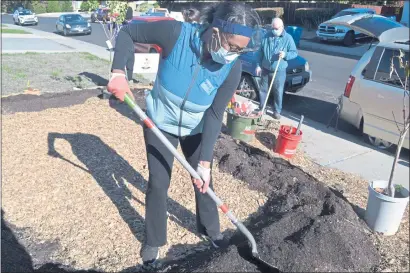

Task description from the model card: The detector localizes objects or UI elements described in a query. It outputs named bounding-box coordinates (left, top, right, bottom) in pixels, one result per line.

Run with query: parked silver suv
left=324, top=14, right=409, bottom=149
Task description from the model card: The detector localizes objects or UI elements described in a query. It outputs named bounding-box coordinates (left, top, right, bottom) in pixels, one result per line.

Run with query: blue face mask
left=209, top=33, right=239, bottom=65
left=272, top=29, right=282, bottom=37
left=211, top=47, right=239, bottom=64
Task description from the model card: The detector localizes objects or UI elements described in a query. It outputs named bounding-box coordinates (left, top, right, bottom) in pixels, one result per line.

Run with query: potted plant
left=365, top=49, right=410, bottom=235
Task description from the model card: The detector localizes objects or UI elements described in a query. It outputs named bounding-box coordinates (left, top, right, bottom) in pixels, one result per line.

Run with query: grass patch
left=2, top=28, right=31, bottom=34
left=80, top=52, right=109, bottom=63
left=2, top=64, right=27, bottom=80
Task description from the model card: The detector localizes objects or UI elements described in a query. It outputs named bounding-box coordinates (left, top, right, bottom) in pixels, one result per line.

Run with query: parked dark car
left=55, top=14, right=92, bottom=36
left=91, top=8, right=110, bottom=23
left=237, top=27, right=312, bottom=101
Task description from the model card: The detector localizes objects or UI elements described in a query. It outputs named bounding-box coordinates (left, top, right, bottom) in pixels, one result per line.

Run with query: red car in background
left=130, top=16, right=175, bottom=54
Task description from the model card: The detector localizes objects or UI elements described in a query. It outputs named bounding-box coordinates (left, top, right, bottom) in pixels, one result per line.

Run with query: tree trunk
left=387, top=122, right=410, bottom=197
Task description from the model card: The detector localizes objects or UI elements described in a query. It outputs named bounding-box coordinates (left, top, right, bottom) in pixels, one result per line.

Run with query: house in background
left=71, top=0, right=83, bottom=12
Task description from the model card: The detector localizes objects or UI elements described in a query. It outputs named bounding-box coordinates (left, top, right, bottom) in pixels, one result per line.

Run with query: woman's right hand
left=107, top=71, right=135, bottom=102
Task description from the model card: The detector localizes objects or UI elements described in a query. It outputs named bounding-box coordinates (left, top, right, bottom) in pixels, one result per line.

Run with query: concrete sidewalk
left=2, top=33, right=76, bottom=53
left=2, top=24, right=156, bottom=81
left=279, top=109, right=409, bottom=189
left=2, top=23, right=111, bottom=59
left=37, top=12, right=91, bottom=18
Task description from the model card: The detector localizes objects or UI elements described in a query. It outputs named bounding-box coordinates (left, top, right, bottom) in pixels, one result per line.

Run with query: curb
left=36, top=12, right=91, bottom=18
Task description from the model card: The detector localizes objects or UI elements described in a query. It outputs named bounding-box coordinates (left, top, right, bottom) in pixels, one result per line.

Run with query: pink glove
left=107, top=73, right=134, bottom=102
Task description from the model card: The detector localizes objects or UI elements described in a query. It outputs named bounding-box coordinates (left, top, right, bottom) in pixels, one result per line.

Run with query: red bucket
left=274, top=125, right=303, bottom=158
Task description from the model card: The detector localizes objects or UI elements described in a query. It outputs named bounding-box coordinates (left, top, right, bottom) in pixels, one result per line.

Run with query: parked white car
left=317, top=8, right=376, bottom=46
left=13, top=8, right=38, bottom=26
left=324, top=14, right=409, bottom=150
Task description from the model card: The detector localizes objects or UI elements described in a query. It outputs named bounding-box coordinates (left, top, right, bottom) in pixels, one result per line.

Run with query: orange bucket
left=274, top=125, right=302, bottom=158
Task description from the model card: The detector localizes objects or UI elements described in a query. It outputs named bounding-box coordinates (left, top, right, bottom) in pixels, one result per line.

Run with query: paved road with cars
left=2, top=14, right=108, bottom=48
left=1, top=13, right=357, bottom=131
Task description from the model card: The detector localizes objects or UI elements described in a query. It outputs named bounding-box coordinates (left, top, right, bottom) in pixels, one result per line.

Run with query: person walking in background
left=256, top=17, right=298, bottom=120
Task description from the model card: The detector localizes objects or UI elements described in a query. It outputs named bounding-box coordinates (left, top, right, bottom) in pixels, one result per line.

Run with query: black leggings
left=143, top=126, right=220, bottom=247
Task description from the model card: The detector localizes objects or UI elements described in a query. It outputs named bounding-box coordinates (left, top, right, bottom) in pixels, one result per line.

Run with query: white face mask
left=272, top=27, right=283, bottom=37
left=209, top=32, right=239, bottom=64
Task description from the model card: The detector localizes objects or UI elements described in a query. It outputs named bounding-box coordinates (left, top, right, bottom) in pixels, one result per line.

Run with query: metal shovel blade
left=252, top=253, right=280, bottom=273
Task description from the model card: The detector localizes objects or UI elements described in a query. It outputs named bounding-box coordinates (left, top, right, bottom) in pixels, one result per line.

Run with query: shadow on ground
left=47, top=132, right=200, bottom=244
left=1, top=209, right=100, bottom=273
left=79, top=72, right=108, bottom=86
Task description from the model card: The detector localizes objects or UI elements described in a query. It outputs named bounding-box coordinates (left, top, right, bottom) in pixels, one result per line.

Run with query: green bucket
left=226, top=112, right=260, bottom=142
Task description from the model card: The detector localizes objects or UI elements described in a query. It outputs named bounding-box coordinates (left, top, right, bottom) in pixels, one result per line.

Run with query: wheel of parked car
left=237, top=74, right=258, bottom=101
left=343, top=31, right=355, bottom=47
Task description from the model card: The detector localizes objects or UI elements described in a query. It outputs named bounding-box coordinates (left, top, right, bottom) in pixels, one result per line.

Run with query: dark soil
left=162, top=135, right=380, bottom=272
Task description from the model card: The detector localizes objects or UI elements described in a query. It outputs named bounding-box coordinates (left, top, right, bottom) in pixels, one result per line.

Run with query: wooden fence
left=160, top=1, right=405, bottom=25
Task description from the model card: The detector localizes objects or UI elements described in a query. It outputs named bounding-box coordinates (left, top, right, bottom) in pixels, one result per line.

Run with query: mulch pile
left=163, top=135, right=381, bottom=272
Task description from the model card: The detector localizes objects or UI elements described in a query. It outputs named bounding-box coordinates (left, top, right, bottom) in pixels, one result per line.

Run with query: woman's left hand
left=193, top=162, right=211, bottom=193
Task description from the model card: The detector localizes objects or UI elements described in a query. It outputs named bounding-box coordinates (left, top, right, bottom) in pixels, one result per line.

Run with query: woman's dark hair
left=200, top=1, right=261, bottom=29
left=182, top=8, right=200, bottom=23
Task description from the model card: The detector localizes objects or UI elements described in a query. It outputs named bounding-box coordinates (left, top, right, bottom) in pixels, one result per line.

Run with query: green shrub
left=254, top=8, right=284, bottom=25
left=30, top=0, right=47, bottom=14
left=88, top=0, right=100, bottom=11
left=46, top=1, right=61, bottom=13
left=295, top=8, right=336, bottom=30
left=138, top=2, right=153, bottom=13
left=60, top=1, right=73, bottom=12
left=80, top=1, right=90, bottom=12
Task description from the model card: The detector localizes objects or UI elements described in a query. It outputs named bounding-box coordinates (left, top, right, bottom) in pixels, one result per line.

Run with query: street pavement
left=2, top=33, right=76, bottom=53
left=2, top=21, right=409, bottom=189
left=1, top=14, right=107, bottom=48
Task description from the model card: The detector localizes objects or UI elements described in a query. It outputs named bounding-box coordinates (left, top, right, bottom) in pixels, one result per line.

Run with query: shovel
left=120, top=93, right=279, bottom=271
left=260, top=56, right=282, bottom=121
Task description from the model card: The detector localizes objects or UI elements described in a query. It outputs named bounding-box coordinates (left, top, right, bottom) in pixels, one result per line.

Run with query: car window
left=19, top=10, right=32, bottom=15
left=375, top=48, right=409, bottom=88
left=333, top=11, right=360, bottom=17
left=65, top=15, right=84, bottom=22
left=59, top=16, right=64, bottom=22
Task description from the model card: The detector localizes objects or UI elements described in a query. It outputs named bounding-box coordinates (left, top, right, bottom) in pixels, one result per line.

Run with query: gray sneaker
left=141, top=245, right=159, bottom=266
left=201, top=233, right=230, bottom=249
left=273, top=112, right=281, bottom=120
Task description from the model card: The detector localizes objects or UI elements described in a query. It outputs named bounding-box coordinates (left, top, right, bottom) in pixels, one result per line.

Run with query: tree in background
left=60, top=0, right=73, bottom=12
left=30, top=0, right=47, bottom=14
left=107, top=1, right=128, bottom=23
left=138, top=2, right=153, bottom=13
left=88, top=0, right=100, bottom=11
left=80, top=1, right=90, bottom=12
left=46, top=0, right=61, bottom=13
